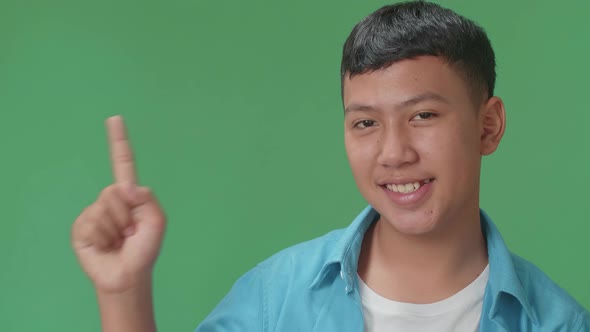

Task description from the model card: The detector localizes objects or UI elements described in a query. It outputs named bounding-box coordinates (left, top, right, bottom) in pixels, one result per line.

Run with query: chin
left=377, top=206, right=440, bottom=236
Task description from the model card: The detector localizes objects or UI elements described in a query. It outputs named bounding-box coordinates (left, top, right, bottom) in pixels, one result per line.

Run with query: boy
left=71, top=1, right=590, bottom=331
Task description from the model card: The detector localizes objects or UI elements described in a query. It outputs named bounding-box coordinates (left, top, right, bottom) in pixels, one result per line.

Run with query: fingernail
left=125, top=182, right=137, bottom=202
left=123, top=225, right=136, bottom=237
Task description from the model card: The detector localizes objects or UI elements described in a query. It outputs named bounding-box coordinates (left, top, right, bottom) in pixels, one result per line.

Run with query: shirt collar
left=308, top=206, right=539, bottom=324
left=309, top=206, right=377, bottom=293
left=480, top=209, right=539, bottom=324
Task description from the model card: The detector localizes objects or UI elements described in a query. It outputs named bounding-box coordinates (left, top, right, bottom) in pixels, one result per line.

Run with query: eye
left=354, top=120, right=376, bottom=128
left=412, top=112, right=436, bottom=120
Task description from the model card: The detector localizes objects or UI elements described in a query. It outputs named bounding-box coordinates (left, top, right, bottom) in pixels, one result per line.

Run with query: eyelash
left=412, top=112, right=437, bottom=120
left=354, top=120, right=376, bottom=129
left=353, top=112, right=437, bottom=129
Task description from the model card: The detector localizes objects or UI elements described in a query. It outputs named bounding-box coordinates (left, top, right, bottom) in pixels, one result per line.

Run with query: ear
left=480, top=96, right=506, bottom=155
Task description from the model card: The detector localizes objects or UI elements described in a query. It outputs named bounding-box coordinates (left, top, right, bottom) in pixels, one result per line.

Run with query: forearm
left=96, top=279, right=156, bottom=332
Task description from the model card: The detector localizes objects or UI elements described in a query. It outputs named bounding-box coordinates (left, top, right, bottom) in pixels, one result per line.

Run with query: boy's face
left=343, top=56, right=502, bottom=235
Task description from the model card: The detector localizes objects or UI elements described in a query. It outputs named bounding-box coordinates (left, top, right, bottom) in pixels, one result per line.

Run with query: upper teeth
left=386, top=180, right=429, bottom=194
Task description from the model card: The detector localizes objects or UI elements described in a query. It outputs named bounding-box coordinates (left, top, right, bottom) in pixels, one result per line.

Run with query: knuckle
left=99, top=184, right=116, bottom=199
left=77, top=205, right=98, bottom=223
left=113, top=146, right=133, bottom=164
left=99, top=185, right=126, bottom=205
left=86, top=220, right=101, bottom=234
left=78, top=206, right=90, bottom=218
left=79, top=205, right=107, bottom=228
left=92, top=202, right=107, bottom=218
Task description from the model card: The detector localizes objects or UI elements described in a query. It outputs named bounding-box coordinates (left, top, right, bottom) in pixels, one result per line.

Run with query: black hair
left=341, top=1, right=496, bottom=102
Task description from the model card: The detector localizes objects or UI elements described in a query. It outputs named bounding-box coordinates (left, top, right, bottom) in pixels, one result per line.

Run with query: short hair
left=341, top=1, right=496, bottom=103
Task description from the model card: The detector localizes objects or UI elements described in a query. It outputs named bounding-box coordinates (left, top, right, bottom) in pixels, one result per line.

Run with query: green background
left=1, top=0, right=588, bottom=330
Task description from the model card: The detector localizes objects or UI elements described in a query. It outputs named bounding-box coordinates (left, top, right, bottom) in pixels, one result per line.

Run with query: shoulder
left=511, top=253, right=581, bottom=307
left=255, top=227, right=346, bottom=279
left=196, top=228, right=348, bottom=331
left=510, top=253, right=590, bottom=328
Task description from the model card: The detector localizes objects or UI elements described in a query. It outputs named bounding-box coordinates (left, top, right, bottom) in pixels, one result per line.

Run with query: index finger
left=106, top=115, right=138, bottom=184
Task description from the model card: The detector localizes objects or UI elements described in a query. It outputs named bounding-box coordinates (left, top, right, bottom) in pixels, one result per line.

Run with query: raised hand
left=72, top=116, right=166, bottom=294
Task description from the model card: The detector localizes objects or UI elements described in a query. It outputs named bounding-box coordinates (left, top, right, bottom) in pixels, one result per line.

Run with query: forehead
left=342, top=56, right=472, bottom=109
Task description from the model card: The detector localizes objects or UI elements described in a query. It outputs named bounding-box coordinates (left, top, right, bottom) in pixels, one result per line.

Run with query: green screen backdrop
left=0, top=0, right=588, bottom=330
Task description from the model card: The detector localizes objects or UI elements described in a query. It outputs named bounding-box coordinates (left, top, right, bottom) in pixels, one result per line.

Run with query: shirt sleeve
left=574, top=309, right=590, bottom=332
left=195, top=265, right=265, bottom=332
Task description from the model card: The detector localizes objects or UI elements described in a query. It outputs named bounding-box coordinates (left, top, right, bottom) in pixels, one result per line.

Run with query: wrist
left=96, top=277, right=156, bottom=332
left=94, top=269, right=153, bottom=295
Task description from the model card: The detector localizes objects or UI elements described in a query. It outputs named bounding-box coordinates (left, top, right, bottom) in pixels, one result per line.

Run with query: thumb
left=134, top=186, right=159, bottom=208
left=122, top=183, right=155, bottom=208
left=121, top=182, right=139, bottom=205
left=132, top=186, right=166, bottom=229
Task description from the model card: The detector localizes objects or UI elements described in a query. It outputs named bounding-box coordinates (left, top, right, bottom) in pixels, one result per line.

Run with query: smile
left=384, top=179, right=433, bottom=194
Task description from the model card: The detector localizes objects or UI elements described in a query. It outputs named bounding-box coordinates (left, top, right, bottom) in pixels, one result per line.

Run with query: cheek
left=454, top=122, right=483, bottom=160
left=416, top=123, right=480, bottom=170
left=345, top=136, right=376, bottom=177
left=439, top=133, right=481, bottom=195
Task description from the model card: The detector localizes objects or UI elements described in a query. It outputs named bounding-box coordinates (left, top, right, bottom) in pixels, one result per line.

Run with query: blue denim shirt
left=196, top=206, right=590, bottom=331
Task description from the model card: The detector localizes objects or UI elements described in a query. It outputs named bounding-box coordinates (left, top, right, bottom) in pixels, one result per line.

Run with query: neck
left=357, top=206, right=488, bottom=303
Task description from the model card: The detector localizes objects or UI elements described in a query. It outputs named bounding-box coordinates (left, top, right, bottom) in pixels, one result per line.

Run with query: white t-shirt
left=358, top=265, right=489, bottom=332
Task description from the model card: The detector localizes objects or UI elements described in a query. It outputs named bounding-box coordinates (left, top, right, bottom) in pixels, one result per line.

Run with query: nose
left=376, top=126, right=419, bottom=168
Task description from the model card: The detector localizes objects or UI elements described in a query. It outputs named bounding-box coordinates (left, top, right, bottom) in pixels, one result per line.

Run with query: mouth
left=382, top=178, right=434, bottom=194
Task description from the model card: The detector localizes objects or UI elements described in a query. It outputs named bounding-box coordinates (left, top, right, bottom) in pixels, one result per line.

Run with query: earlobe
left=480, top=96, right=506, bottom=155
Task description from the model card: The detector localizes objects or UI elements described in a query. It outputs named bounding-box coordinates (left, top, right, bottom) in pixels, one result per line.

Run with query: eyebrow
left=344, top=92, right=451, bottom=114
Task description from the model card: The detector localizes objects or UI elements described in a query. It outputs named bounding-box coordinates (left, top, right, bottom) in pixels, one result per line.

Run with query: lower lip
left=382, top=180, right=434, bottom=206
